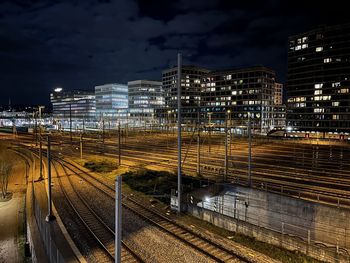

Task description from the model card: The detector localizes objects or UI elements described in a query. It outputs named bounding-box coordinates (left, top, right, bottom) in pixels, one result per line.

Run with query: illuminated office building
left=95, top=83, right=128, bottom=120
left=128, top=80, right=164, bottom=122
left=50, top=89, right=96, bottom=121
left=201, top=66, right=283, bottom=133
left=287, top=23, right=350, bottom=132
left=162, top=65, right=210, bottom=124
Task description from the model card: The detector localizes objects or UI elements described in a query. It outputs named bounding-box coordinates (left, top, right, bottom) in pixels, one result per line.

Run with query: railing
left=31, top=183, right=65, bottom=263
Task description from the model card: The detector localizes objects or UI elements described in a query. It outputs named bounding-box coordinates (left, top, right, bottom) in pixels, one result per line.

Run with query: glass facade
left=50, top=90, right=96, bottom=121
left=128, top=80, right=164, bottom=122
left=95, top=83, right=128, bottom=120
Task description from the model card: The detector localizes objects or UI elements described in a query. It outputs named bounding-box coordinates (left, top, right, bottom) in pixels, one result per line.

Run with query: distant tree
left=0, top=160, right=12, bottom=199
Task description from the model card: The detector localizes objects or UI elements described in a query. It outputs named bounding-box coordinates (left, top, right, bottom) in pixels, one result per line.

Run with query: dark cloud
left=0, top=0, right=349, bottom=105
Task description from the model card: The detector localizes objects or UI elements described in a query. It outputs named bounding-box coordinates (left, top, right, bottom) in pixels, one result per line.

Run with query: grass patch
left=122, top=169, right=201, bottom=203
left=83, top=160, right=118, bottom=173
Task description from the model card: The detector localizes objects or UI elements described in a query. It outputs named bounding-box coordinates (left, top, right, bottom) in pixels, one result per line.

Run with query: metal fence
left=32, top=185, right=65, bottom=263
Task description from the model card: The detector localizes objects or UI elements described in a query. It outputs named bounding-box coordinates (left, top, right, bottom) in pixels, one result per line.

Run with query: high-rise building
left=162, top=65, right=210, bottom=124
left=287, top=23, right=350, bottom=132
left=94, top=83, right=128, bottom=120
left=127, top=80, right=164, bottom=123
left=50, top=89, right=96, bottom=121
left=201, top=66, right=282, bottom=133
left=274, top=83, right=283, bottom=105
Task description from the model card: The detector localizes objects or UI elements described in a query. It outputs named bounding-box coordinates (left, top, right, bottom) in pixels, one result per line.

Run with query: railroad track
left=51, top=159, right=143, bottom=263
left=56, top=158, right=251, bottom=263
left=10, top=135, right=350, bottom=206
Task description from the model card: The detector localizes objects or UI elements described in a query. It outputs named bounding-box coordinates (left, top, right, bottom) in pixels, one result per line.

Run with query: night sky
left=1, top=0, right=349, bottom=106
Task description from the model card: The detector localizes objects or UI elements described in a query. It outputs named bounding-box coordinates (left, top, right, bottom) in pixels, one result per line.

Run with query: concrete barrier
left=187, top=185, right=350, bottom=263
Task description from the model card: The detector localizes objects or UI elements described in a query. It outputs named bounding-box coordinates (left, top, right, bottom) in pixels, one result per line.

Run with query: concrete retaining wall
left=187, top=185, right=350, bottom=263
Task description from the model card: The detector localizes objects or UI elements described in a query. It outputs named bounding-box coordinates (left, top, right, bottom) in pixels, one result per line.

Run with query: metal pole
left=177, top=53, right=182, bottom=213
left=39, top=107, right=43, bottom=180
left=197, top=110, right=200, bottom=176
left=115, top=176, right=122, bottom=263
left=224, top=111, right=229, bottom=181
left=208, top=113, right=212, bottom=154
left=69, top=103, right=72, bottom=142
left=118, top=122, right=121, bottom=166
left=46, top=135, right=55, bottom=222
left=34, top=112, right=38, bottom=146
left=248, top=112, right=252, bottom=187
left=126, top=111, right=129, bottom=139
left=39, top=137, right=43, bottom=180
left=82, top=115, right=85, bottom=134
left=80, top=134, right=83, bottom=160
left=102, top=118, right=105, bottom=144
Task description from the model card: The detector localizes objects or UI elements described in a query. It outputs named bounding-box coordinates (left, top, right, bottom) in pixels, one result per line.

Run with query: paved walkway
left=0, top=152, right=27, bottom=263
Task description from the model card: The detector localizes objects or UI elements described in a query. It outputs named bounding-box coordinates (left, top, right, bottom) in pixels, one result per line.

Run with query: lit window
left=295, top=45, right=302, bottom=50
left=315, top=47, right=323, bottom=52
left=302, top=36, right=308, bottom=43
left=314, top=108, right=324, bottom=113
left=302, top=44, right=308, bottom=49
left=314, top=90, right=322, bottom=95
left=340, top=88, right=349, bottom=94
left=324, top=58, right=332, bottom=63
left=232, top=91, right=237, bottom=95
left=332, top=115, right=340, bottom=120
left=332, top=82, right=341, bottom=88
left=314, top=83, right=323, bottom=89
left=332, top=101, right=339, bottom=107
